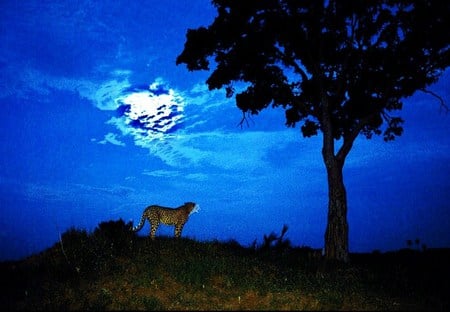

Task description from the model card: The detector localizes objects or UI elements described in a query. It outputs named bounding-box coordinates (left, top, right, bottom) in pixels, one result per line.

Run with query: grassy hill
left=1, top=219, right=449, bottom=310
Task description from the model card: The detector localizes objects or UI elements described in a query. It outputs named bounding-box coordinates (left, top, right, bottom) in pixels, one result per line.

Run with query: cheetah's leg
left=150, top=220, right=160, bottom=240
left=174, top=223, right=185, bottom=238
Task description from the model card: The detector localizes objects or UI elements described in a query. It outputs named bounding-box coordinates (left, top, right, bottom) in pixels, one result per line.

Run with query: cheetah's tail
left=132, top=213, right=146, bottom=232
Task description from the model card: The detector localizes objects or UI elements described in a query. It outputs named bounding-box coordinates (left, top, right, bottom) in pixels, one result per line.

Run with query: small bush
left=254, top=224, right=293, bottom=262
left=59, top=227, right=94, bottom=275
left=57, top=219, right=136, bottom=277
left=92, top=219, right=136, bottom=256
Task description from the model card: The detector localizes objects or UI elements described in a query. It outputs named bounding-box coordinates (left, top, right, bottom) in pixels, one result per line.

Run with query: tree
left=176, top=0, right=450, bottom=262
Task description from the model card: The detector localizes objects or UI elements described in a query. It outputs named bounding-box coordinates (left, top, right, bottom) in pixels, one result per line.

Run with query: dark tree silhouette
left=176, top=0, right=450, bottom=262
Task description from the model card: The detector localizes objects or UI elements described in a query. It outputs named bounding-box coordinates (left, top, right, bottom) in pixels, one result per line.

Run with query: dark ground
left=1, top=220, right=449, bottom=310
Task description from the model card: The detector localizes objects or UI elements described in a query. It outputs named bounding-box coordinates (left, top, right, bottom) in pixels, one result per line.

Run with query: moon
left=115, top=80, right=184, bottom=141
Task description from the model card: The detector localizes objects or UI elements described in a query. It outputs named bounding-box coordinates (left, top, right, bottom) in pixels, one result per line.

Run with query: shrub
left=92, top=219, right=136, bottom=257
left=58, top=219, right=136, bottom=277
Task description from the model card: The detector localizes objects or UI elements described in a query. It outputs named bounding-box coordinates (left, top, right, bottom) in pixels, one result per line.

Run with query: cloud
left=80, top=73, right=306, bottom=172
left=72, top=183, right=135, bottom=198
left=142, top=169, right=180, bottom=178
left=0, top=66, right=307, bottom=173
left=80, top=76, right=191, bottom=153
left=0, top=65, right=131, bottom=110
left=97, top=132, right=126, bottom=146
left=23, top=183, right=68, bottom=202
left=185, top=173, right=209, bottom=181
left=136, top=129, right=303, bottom=171
left=83, top=78, right=131, bottom=111
left=141, top=170, right=209, bottom=182
left=90, top=75, right=307, bottom=172
left=9, top=180, right=136, bottom=204
left=112, top=80, right=185, bottom=138
left=183, top=82, right=229, bottom=112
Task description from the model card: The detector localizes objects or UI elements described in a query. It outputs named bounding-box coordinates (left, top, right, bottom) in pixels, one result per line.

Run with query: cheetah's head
left=185, top=202, right=200, bottom=214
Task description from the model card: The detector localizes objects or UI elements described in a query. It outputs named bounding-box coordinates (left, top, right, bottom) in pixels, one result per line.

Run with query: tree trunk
left=319, top=87, right=351, bottom=263
left=323, top=157, right=349, bottom=262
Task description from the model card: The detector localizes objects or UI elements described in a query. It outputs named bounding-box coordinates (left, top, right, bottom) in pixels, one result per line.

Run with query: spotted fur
left=132, top=202, right=199, bottom=239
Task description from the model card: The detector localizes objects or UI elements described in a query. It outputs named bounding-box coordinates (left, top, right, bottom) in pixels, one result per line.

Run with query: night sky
left=1, top=0, right=449, bottom=261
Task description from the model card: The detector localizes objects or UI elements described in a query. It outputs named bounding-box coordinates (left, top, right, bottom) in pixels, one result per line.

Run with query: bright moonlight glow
left=112, top=80, right=185, bottom=143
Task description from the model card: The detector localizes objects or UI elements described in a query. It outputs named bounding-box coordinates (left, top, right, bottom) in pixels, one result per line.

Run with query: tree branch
left=237, top=111, right=254, bottom=128
left=275, top=46, right=309, bottom=82
left=336, top=114, right=375, bottom=162
left=320, top=89, right=336, bottom=166
left=336, top=122, right=362, bottom=163
left=420, top=88, right=449, bottom=113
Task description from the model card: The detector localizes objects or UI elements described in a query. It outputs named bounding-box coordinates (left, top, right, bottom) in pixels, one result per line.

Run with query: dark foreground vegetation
left=1, top=220, right=449, bottom=310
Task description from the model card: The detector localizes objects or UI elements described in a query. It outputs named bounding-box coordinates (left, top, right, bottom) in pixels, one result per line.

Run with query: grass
left=0, top=219, right=449, bottom=310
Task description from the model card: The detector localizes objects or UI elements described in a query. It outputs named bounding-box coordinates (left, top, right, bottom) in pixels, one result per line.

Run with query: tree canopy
left=176, top=0, right=450, bottom=262
left=178, top=0, right=449, bottom=142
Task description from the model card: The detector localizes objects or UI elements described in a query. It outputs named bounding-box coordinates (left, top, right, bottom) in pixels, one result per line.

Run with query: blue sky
left=1, top=0, right=449, bottom=261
